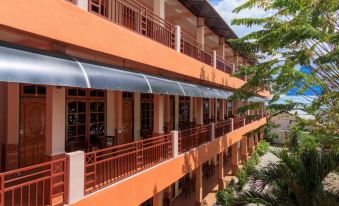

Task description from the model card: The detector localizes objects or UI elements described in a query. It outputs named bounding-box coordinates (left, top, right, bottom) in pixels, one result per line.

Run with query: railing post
left=213, top=50, right=217, bottom=68
left=230, top=118, right=234, bottom=131
left=66, top=151, right=85, bottom=204
left=243, top=117, right=246, bottom=126
left=171, top=131, right=179, bottom=158
left=175, top=25, right=181, bottom=53
left=232, top=63, right=236, bottom=74
left=211, top=123, right=215, bottom=140
left=75, top=0, right=89, bottom=11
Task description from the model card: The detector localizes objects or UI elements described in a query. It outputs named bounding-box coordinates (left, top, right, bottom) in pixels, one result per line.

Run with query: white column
left=213, top=50, right=217, bottom=68
left=153, top=94, right=164, bottom=134
left=76, top=0, right=88, bottom=11
left=175, top=25, right=181, bottom=52
left=46, top=86, right=65, bottom=156
left=106, top=91, right=115, bottom=136
left=153, top=0, right=165, bottom=19
left=67, top=151, right=85, bottom=204
left=134, top=93, right=141, bottom=140
left=171, top=131, right=178, bottom=157
left=174, top=96, right=179, bottom=130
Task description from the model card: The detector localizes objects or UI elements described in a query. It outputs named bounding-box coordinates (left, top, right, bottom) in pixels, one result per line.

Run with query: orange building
left=0, top=0, right=269, bottom=205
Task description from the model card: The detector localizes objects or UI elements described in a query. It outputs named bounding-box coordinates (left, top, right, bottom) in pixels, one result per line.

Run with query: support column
left=218, top=37, right=225, bottom=59
left=195, top=166, right=203, bottom=206
left=134, top=93, right=141, bottom=140
left=254, top=133, right=258, bottom=146
left=153, top=0, right=165, bottom=19
left=153, top=94, right=164, bottom=135
left=115, top=91, right=123, bottom=144
left=46, top=86, right=65, bottom=156
left=175, top=25, right=181, bottom=52
left=107, top=91, right=115, bottom=137
left=153, top=190, right=163, bottom=206
left=214, top=99, right=218, bottom=122
left=220, top=99, right=225, bottom=121
left=75, top=0, right=88, bottom=11
left=231, top=143, right=239, bottom=175
left=240, top=137, right=248, bottom=163
left=218, top=151, right=224, bottom=190
left=209, top=99, right=213, bottom=119
left=195, top=98, right=203, bottom=125
left=67, top=151, right=85, bottom=204
left=190, top=97, right=194, bottom=122
left=248, top=134, right=254, bottom=155
left=197, top=17, right=205, bottom=45
left=174, top=96, right=179, bottom=130
left=1, top=83, right=19, bottom=171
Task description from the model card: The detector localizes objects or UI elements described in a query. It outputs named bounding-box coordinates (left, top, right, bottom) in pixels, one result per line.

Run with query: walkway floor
left=172, top=162, right=239, bottom=206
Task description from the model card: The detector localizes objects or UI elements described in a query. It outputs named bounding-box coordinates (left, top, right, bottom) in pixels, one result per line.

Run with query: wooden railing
left=0, top=157, right=68, bottom=206
left=216, top=55, right=233, bottom=74
left=233, top=117, right=244, bottom=130
left=180, top=31, right=213, bottom=66
left=87, top=0, right=240, bottom=73
left=84, top=133, right=172, bottom=194
left=89, top=0, right=176, bottom=49
left=178, top=124, right=212, bottom=153
left=215, top=119, right=232, bottom=138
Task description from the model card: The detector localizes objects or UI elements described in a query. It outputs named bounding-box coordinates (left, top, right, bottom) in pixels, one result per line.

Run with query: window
left=89, top=0, right=108, bottom=17
left=21, top=85, right=46, bottom=97
left=203, top=98, right=209, bottom=124
left=140, top=93, right=153, bottom=138
left=179, top=96, right=190, bottom=129
left=66, top=88, right=106, bottom=152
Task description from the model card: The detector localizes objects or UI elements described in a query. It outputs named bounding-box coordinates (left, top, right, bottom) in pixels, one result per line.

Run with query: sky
left=209, top=0, right=266, bottom=37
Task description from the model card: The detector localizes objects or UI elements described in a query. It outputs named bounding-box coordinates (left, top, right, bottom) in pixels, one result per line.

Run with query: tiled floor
left=172, top=163, right=237, bottom=206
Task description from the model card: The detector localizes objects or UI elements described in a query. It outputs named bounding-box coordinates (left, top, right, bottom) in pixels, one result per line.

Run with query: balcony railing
left=178, top=124, right=212, bottom=153
left=0, top=157, right=68, bottom=206
left=84, top=133, right=172, bottom=194
left=89, top=0, right=175, bottom=49
left=233, top=117, right=244, bottom=130
left=87, top=0, right=244, bottom=78
left=215, top=119, right=232, bottom=138
left=216, top=55, right=233, bottom=74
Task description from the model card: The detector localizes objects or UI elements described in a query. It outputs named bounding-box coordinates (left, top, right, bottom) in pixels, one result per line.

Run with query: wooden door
left=19, top=98, right=46, bottom=167
left=122, top=99, right=133, bottom=144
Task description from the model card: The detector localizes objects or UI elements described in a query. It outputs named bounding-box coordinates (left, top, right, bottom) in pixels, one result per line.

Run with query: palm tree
left=231, top=149, right=339, bottom=206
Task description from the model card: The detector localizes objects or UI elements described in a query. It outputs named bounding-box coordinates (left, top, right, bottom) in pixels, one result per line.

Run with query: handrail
left=0, top=157, right=68, bottom=206
left=216, top=54, right=233, bottom=74
left=84, top=133, right=172, bottom=194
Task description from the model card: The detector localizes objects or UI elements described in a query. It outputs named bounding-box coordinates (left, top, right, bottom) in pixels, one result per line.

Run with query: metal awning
left=0, top=43, right=237, bottom=99
left=0, top=43, right=89, bottom=88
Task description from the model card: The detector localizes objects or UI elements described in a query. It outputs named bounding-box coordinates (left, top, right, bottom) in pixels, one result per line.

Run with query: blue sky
left=209, top=0, right=266, bottom=37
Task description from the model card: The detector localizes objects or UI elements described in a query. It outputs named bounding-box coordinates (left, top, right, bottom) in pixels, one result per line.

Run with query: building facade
left=0, top=0, right=269, bottom=205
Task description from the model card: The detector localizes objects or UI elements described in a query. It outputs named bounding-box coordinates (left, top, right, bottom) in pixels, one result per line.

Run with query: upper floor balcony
left=82, top=0, right=247, bottom=80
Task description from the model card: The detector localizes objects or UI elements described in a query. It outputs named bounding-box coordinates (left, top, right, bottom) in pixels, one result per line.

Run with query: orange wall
left=72, top=118, right=267, bottom=206
left=0, top=0, right=269, bottom=97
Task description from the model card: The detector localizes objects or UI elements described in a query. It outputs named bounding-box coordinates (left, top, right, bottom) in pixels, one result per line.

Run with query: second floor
left=0, top=0, right=269, bottom=97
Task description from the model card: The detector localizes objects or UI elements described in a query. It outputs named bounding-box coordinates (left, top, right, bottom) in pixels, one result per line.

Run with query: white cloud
left=212, top=0, right=267, bottom=37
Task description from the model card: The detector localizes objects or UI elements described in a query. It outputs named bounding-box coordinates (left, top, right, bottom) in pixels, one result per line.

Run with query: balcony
left=86, top=0, right=241, bottom=77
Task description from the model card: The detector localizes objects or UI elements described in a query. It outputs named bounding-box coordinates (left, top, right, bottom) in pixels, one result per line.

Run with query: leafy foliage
left=230, top=149, right=339, bottom=206
left=256, top=140, right=270, bottom=156
left=229, top=0, right=339, bottom=135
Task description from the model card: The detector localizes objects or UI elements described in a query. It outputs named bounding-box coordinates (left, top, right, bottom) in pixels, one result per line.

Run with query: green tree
left=229, top=0, right=339, bottom=135
left=229, top=149, right=339, bottom=206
